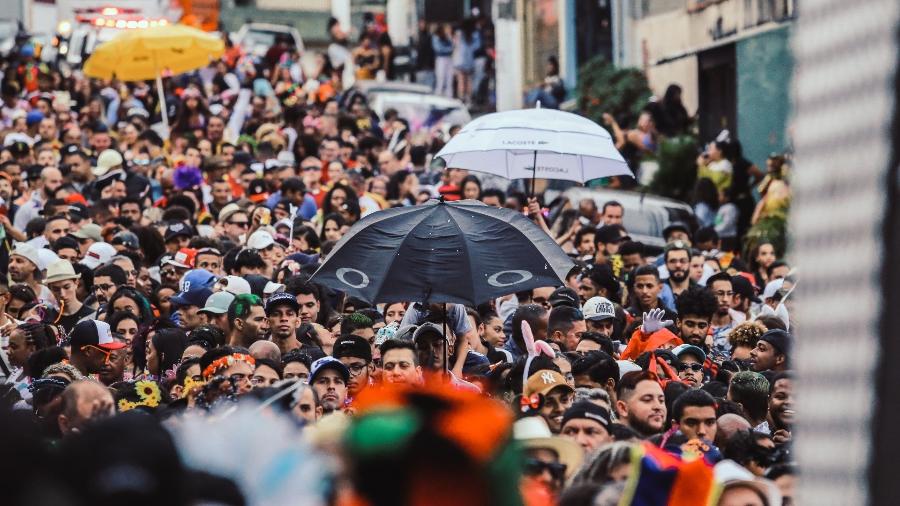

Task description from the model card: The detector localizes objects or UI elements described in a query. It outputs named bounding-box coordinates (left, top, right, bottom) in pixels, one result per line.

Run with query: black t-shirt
left=58, top=304, right=94, bottom=334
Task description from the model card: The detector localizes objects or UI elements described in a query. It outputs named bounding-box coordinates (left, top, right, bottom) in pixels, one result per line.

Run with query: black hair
left=341, top=312, right=374, bottom=335
left=547, top=305, right=582, bottom=342
left=233, top=248, right=266, bottom=272
left=227, top=294, right=263, bottom=325
left=729, top=372, right=770, bottom=422
left=481, top=188, right=505, bottom=204
left=175, top=357, right=202, bottom=386
left=571, top=351, right=619, bottom=387
left=706, top=271, right=732, bottom=288
left=94, top=264, right=128, bottom=286
left=379, top=338, right=419, bottom=366
left=618, top=241, right=644, bottom=257
left=577, top=332, right=615, bottom=355
left=601, top=200, right=623, bottom=214
left=694, top=226, right=719, bottom=245
left=190, top=325, right=227, bottom=349
left=108, top=311, right=142, bottom=335
left=723, top=430, right=773, bottom=468
left=507, top=355, right=559, bottom=394
left=632, top=264, right=660, bottom=281
left=106, top=287, right=154, bottom=324
left=282, top=348, right=313, bottom=369
left=672, top=388, right=717, bottom=422
left=27, top=346, right=67, bottom=379
left=767, top=260, right=790, bottom=278
left=253, top=358, right=283, bottom=379
left=150, top=328, right=189, bottom=377
left=573, top=227, right=596, bottom=248
left=701, top=380, right=729, bottom=399
left=511, top=304, right=548, bottom=351
left=675, top=286, right=718, bottom=320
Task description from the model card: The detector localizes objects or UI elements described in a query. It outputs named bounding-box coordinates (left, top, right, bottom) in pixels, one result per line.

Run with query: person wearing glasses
left=218, top=204, right=251, bottom=244
left=332, top=334, right=373, bottom=399
left=673, top=344, right=707, bottom=388
left=68, top=320, right=127, bottom=377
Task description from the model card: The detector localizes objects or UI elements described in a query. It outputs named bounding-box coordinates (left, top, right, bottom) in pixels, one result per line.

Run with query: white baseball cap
left=80, top=242, right=117, bottom=269
left=247, top=230, right=275, bottom=250
left=583, top=296, right=616, bottom=321
left=92, top=149, right=124, bottom=176
left=216, top=275, right=252, bottom=296
left=762, top=278, right=785, bottom=300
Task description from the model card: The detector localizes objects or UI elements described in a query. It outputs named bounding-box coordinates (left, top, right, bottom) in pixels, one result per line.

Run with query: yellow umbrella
left=83, top=24, right=224, bottom=136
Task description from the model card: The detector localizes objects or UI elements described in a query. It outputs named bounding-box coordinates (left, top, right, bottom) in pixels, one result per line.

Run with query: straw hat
left=513, top=416, right=583, bottom=478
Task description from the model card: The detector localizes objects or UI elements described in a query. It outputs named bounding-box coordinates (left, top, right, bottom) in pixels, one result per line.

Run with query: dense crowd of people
left=0, top=22, right=794, bottom=506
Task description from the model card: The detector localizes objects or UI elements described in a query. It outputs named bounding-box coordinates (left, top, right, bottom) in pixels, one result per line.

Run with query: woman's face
left=146, top=339, right=159, bottom=375
left=370, top=179, right=387, bottom=197
left=123, top=124, right=138, bottom=143
left=400, top=173, right=417, bottom=197
left=157, top=287, right=175, bottom=317
left=115, top=319, right=139, bottom=351
left=113, top=297, right=139, bottom=316
left=384, top=303, right=406, bottom=324
left=324, top=219, right=342, bottom=242
left=463, top=181, right=480, bottom=200
left=757, top=244, right=776, bottom=268
left=186, top=97, right=199, bottom=109
left=330, top=189, right=347, bottom=210
left=637, top=112, right=653, bottom=131
left=327, top=162, right=344, bottom=182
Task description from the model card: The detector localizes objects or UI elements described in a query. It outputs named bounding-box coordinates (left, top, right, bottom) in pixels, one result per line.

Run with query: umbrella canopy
left=83, top=24, right=224, bottom=81
left=310, top=199, right=574, bottom=306
left=435, top=107, right=631, bottom=183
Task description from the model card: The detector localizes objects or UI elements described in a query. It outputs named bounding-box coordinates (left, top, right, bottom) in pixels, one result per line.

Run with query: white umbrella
left=436, top=105, right=631, bottom=194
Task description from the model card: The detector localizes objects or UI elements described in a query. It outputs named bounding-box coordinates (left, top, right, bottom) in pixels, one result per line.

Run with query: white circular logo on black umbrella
left=336, top=268, right=370, bottom=289
left=487, top=270, right=533, bottom=287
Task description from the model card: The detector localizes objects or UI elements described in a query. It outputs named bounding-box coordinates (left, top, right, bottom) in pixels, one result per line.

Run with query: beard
left=628, top=413, right=664, bottom=437
left=669, top=268, right=688, bottom=283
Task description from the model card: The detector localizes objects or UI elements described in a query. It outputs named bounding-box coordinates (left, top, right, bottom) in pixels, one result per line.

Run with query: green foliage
left=577, top=56, right=652, bottom=128
left=648, top=135, right=700, bottom=201
left=744, top=216, right=788, bottom=258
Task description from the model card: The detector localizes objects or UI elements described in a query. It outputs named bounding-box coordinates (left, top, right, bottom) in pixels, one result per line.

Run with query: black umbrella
left=310, top=199, right=574, bottom=306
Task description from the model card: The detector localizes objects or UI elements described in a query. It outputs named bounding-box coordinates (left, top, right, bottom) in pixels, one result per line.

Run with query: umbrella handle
left=530, top=149, right=537, bottom=198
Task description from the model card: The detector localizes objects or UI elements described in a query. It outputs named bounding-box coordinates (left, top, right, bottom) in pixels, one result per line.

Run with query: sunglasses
left=523, top=458, right=567, bottom=480
left=81, top=344, right=114, bottom=364
left=678, top=363, right=703, bottom=372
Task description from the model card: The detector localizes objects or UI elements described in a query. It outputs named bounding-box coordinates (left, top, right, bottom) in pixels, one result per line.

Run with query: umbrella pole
left=443, top=303, right=449, bottom=374
left=155, top=72, right=170, bottom=140
left=530, top=149, right=537, bottom=197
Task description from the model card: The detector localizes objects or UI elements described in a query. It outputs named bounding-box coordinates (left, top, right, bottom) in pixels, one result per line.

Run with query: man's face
left=291, top=387, right=321, bottom=424
left=339, top=356, right=370, bottom=397
left=92, top=132, right=112, bottom=152
left=269, top=305, right=299, bottom=340
left=113, top=258, right=137, bottom=287
left=283, top=361, right=310, bottom=382
left=223, top=360, right=255, bottom=395
left=531, top=287, right=555, bottom=311
left=677, top=355, right=705, bottom=387
left=633, top=275, right=661, bottom=310
left=0, top=177, right=12, bottom=200
left=561, top=418, right=611, bottom=453
left=59, top=383, right=115, bottom=435
left=49, top=279, right=79, bottom=304
left=577, top=232, right=596, bottom=256
left=578, top=278, right=598, bottom=304
left=540, top=386, right=574, bottom=433
left=677, top=315, right=710, bottom=346
left=678, top=405, right=717, bottom=441
left=382, top=348, right=422, bottom=385
left=689, top=255, right=705, bottom=282
left=42, top=170, right=63, bottom=195
left=601, top=205, right=623, bottom=225
left=241, top=306, right=270, bottom=341
left=8, top=255, right=36, bottom=282
left=665, top=250, right=690, bottom=283
left=252, top=365, right=280, bottom=388
left=312, top=369, right=347, bottom=412
left=56, top=247, right=79, bottom=263
left=195, top=253, right=222, bottom=275
left=296, top=293, right=320, bottom=324
left=37, top=150, right=57, bottom=167
left=749, top=340, right=782, bottom=372
left=120, top=203, right=141, bottom=223
left=769, top=378, right=794, bottom=429
left=93, top=275, right=117, bottom=304
left=99, top=347, right=126, bottom=385
left=223, top=212, right=249, bottom=240
left=320, top=141, right=339, bottom=162
left=622, top=253, right=643, bottom=273
left=39, top=118, right=57, bottom=141
left=559, top=320, right=586, bottom=352
left=166, top=236, right=190, bottom=253
left=176, top=304, right=204, bottom=330
left=710, top=280, right=734, bottom=316
left=616, top=379, right=666, bottom=436
left=207, top=117, right=225, bottom=141
left=44, top=217, right=70, bottom=243
left=575, top=339, right=601, bottom=355
left=185, top=148, right=202, bottom=168
left=212, top=182, right=231, bottom=204
left=586, top=318, right=614, bottom=338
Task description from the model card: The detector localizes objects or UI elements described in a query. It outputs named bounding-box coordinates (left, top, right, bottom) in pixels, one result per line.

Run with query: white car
left=233, top=23, right=303, bottom=58
left=358, top=81, right=471, bottom=134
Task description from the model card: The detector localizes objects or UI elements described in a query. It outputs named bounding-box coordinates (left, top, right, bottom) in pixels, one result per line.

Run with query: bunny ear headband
left=521, top=320, right=556, bottom=386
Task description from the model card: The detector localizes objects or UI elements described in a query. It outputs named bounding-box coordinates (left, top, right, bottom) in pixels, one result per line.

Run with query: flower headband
left=202, top=353, right=256, bottom=380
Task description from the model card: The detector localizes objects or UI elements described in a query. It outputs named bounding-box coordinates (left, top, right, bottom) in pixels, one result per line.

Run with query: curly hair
left=675, top=286, right=718, bottom=320
left=728, top=320, right=767, bottom=349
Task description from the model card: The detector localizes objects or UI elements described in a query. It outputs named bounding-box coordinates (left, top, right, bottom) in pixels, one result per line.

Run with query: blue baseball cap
left=169, top=269, right=217, bottom=308
left=309, top=356, right=350, bottom=384
left=264, top=291, right=300, bottom=316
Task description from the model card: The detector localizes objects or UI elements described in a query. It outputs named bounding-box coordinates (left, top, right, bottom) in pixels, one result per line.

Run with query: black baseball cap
left=561, top=400, right=611, bottom=430
left=264, top=291, right=300, bottom=316
left=62, top=144, right=86, bottom=158
left=332, top=335, right=373, bottom=363
left=759, top=329, right=792, bottom=355
left=663, top=221, right=692, bottom=241
left=596, top=224, right=629, bottom=244
left=67, top=203, right=89, bottom=222
left=549, top=286, right=580, bottom=308
left=164, top=222, right=194, bottom=242
left=731, top=275, right=761, bottom=303
left=70, top=320, right=125, bottom=351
